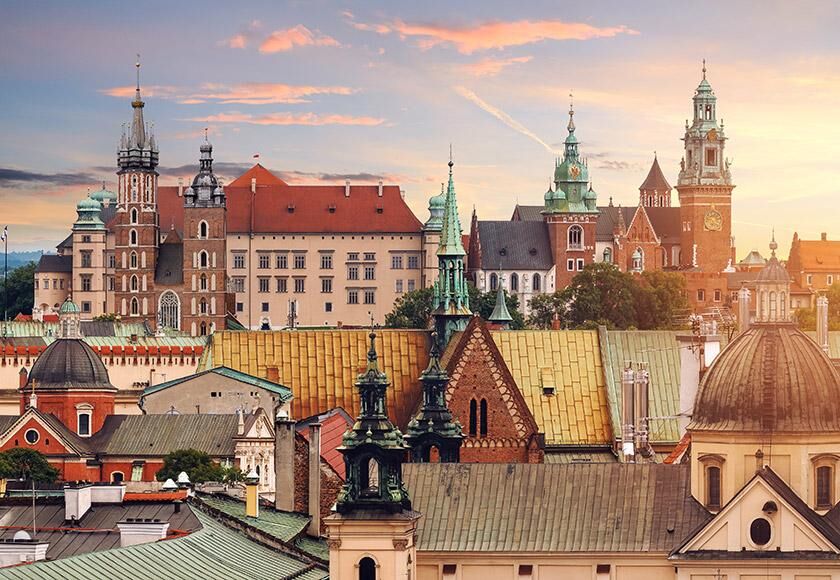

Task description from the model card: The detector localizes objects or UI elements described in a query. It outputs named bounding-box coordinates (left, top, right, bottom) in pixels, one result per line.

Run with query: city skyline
left=2, top=1, right=839, bottom=255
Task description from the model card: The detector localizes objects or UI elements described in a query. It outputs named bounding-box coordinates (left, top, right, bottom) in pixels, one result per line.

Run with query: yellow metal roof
left=489, top=330, right=612, bottom=446
left=206, top=330, right=429, bottom=427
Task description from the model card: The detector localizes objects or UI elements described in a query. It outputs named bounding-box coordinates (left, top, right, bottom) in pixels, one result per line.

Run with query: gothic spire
left=118, top=55, right=159, bottom=171
left=437, top=148, right=466, bottom=256
left=488, top=277, right=513, bottom=327
left=130, top=55, right=146, bottom=149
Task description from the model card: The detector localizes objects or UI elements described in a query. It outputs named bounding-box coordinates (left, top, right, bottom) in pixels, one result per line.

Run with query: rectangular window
left=364, top=252, right=375, bottom=261
left=81, top=275, right=92, bottom=292
left=576, top=258, right=585, bottom=271
left=364, top=265, right=376, bottom=280
left=236, top=302, right=244, bottom=312
left=364, top=289, right=375, bottom=304
left=807, top=274, right=814, bottom=285
left=407, top=255, right=419, bottom=270
left=705, top=148, right=717, bottom=166
left=232, top=277, right=245, bottom=293
left=714, top=289, right=722, bottom=302
left=43, top=278, right=49, bottom=290
left=78, top=413, right=90, bottom=436
left=567, top=259, right=574, bottom=271
left=258, top=254, right=270, bottom=269
left=258, top=277, right=269, bottom=293
left=697, top=289, right=706, bottom=301
left=347, top=252, right=359, bottom=261
left=261, top=302, right=269, bottom=312
left=131, top=464, right=143, bottom=482
left=109, top=255, right=116, bottom=268
left=233, top=254, right=246, bottom=269
left=276, top=278, right=288, bottom=293
left=81, top=235, right=91, bottom=243
left=60, top=279, right=64, bottom=290
left=395, top=279, right=403, bottom=293
left=442, top=565, right=457, bottom=578
left=407, top=279, right=416, bottom=292
left=81, top=301, right=91, bottom=313
left=348, top=290, right=359, bottom=304
left=34, top=280, right=38, bottom=290
left=391, top=255, right=403, bottom=269
left=293, top=254, right=306, bottom=269
left=276, top=254, right=288, bottom=269
left=321, top=278, right=333, bottom=293
left=325, top=302, right=333, bottom=313
left=348, top=265, right=359, bottom=280
left=81, top=251, right=92, bottom=268
left=829, top=275, right=835, bottom=286
left=294, top=278, right=305, bottom=293
left=320, top=254, right=333, bottom=269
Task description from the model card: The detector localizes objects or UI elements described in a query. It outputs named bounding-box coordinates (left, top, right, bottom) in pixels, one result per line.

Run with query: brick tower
left=676, top=61, right=735, bottom=271
left=543, top=101, right=599, bottom=288
left=114, top=58, right=160, bottom=323
left=181, top=134, right=227, bottom=336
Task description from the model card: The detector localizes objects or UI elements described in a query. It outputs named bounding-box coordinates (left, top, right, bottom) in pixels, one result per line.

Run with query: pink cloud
left=101, top=82, right=356, bottom=105
left=220, top=20, right=263, bottom=49
left=355, top=18, right=637, bottom=53
left=100, top=85, right=180, bottom=99
left=226, top=34, right=248, bottom=49
left=187, top=112, right=384, bottom=126
left=259, top=25, right=341, bottom=53
left=463, top=55, right=533, bottom=77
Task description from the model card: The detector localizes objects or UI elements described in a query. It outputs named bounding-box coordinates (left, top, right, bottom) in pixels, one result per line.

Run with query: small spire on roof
left=136, top=54, right=141, bottom=92
left=702, top=58, right=706, bottom=80
left=770, top=228, right=778, bottom=257
left=448, top=143, right=453, bottom=168
left=567, top=90, right=575, bottom=132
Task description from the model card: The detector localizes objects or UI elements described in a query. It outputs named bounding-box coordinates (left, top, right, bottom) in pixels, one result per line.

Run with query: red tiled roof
left=297, top=408, right=353, bottom=479
left=124, top=490, right=188, bottom=502
left=228, top=163, right=287, bottom=187
left=664, top=432, right=690, bottom=464
left=791, top=240, right=840, bottom=272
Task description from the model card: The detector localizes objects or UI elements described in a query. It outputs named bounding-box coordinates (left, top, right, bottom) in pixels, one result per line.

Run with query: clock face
left=569, top=164, right=580, bottom=179
left=707, top=129, right=718, bottom=141
left=704, top=209, right=723, bottom=232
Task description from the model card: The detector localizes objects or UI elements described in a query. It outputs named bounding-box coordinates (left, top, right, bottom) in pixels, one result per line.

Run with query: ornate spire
left=437, top=148, right=465, bottom=256
left=183, top=134, right=223, bottom=207
left=567, top=91, right=575, bottom=134
left=118, top=56, right=158, bottom=171
left=488, top=277, right=513, bottom=327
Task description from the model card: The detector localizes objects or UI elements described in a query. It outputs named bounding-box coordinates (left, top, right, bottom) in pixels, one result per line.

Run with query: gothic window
left=469, top=399, right=477, bottom=437
left=199, top=251, right=208, bottom=269
left=510, top=273, right=519, bottom=293
left=130, top=275, right=138, bottom=292
left=130, top=251, right=138, bottom=269
left=700, top=456, right=724, bottom=511
left=200, top=321, right=207, bottom=336
left=129, top=229, right=138, bottom=246
left=200, top=299, right=208, bottom=314
left=359, top=557, right=376, bottom=580
left=603, top=247, right=612, bottom=264
left=130, top=297, right=139, bottom=316
left=568, top=225, right=583, bottom=250
left=200, top=274, right=208, bottom=291
left=198, top=221, right=208, bottom=239
left=480, top=399, right=488, bottom=437
left=632, top=249, right=643, bottom=272
left=158, top=291, right=180, bottom=330
left=533, top=273, right=541, bottom=292
left=489, top=273, right=498, bottom=292
left=130, top=208, right=138, bottom=224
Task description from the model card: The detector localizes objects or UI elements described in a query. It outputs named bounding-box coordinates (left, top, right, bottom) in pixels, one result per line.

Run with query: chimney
left=274, top=408, right=296, bottom=512
left=237, top=408, right=245, bottom=436
left=822, top=232, right=828, bottom=241
left=0, top=535, right=49, bottom=566
left=817, top=295, right=830, bottom=355
left=245, top=468, right=260, bottom=518
left=738, top=284, right=751, bottom=333
left=266, top=366, right=280, bottom=384
left=18, top=368, right=27, bottom=389
left=676, top=321, right=721, bottom=433
left=377, top=179, right=383, bottom=197
left=345, top=179, right=350, bottom=197
left=178, top=177, right=184, bottom=197
left=307, top=423, right=321, bottom=536
left=64, top=483, right=93, bottom=522
left=620, top=362, right=635, bottom=462
left=251, top=177, right=257, bottom=194
left=117, top=518, right=170, bottom=547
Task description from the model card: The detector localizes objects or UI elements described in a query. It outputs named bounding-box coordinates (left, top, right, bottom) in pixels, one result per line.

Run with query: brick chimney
left=18, top=368, right=27, bottom=389
left=822, top=232, right=828, bottom=241
left=274, top=409, right=296, bottom=511
left=266, top=366, right=280, bottom=384
left=307, top=423, right=321, bottom=536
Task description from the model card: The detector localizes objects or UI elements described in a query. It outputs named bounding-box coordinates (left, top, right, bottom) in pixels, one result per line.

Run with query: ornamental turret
left=184, top=132, right=225, bottom=207
left=754, top=233, right=791, bottom=323
left=405, top=333, right=463, bottom=462
left=117, top=57, right=159, bottom=173
left=543, top=101, right=597, bottom=215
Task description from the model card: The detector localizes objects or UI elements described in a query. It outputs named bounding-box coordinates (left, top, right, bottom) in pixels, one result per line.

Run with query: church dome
left=90, top=185, right=117, bottom=204
left=690, top=324, right=840, bottom=433
left=27, top=338, right=116, bottom=391
left=58, top=297, right=81, bottom=315
left=756, top=254, right=789, bottom=283
left=76, top=197, right=101, bottom=212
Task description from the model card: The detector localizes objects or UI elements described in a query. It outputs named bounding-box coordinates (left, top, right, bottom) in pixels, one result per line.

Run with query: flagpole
left=3, top=226, right=7, bottom=327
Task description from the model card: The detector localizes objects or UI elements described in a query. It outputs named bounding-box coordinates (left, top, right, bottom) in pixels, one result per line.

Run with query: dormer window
left=813, top=455, right=837, bottom=510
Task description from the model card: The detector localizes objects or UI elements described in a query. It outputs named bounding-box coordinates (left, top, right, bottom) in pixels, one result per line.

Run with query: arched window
left=479, top=399, right=488, bottom=437
left=111, top=472, right=124, bottom=483
left=510, top=273, right=519, bottom=293
left=129, top=229, right=138, bottom=246
left=200, top=298, right=208, bottom=314
left=158, top=291, right=180, bottom=330
left=198, top=221, right=208, bottom=239
left=359, top=556, right=377, bottom=580
left=199, top=251, right=208, bottom=269
left=489, top=273, right=498, bottom=292
left=130, top=275, right=138, bottom=292
left=603, top=247, right=612, bottom=264
left=200, top=274, right=208, bottom=291
left=130, top=251, right=138, bottom=269
left=533, top=273, right=541, bottom=292
left=568, top=225, right=583, bottom=250
left=130, top=208, right=138, bottom=224
left=130, top=297, right=139, bottom=316
left=769, top=291, right=777, bottom=320
left=469, top=399, right=477, bottom=437
left=200, top=321, right=208, bottom=336
left=632, top=248, right=643, bottom=272
left=706, top=465, right=721, bottom=510
left=780, top=292, right=787, bottom=320
left=76, top=403, right=93, bottom=437
left=817, top=465, right=833, bottom=509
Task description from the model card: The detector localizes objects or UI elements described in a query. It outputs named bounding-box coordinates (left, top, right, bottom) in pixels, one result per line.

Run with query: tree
left=634, top=270, right=689, bottom=329
left=527, top=292, right=567, bottom=329
left=468, top=284, right=526, bottom=329
left=796, top=285, right=840, bottom=331
left=156, top=449, right=241, bottom=484
left=0, top=448, right=59, bottom=483
left=0, top=261, right=36, bottom=319
left=562, top=263, right=638, bottom=329
left=384, top=287, right=434, bottom=329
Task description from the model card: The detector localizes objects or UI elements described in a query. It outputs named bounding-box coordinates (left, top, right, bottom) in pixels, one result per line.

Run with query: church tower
left=433, top=154, right=471, bottom=348
left=676, top=61, right=734, bottom=271
left=543, top=101, right=599, bottom=288
left=181, top=134, right=227, bottom=336
left=325, top=328, right=420, bottom=580
left=114, top=58, right=160, bottom=323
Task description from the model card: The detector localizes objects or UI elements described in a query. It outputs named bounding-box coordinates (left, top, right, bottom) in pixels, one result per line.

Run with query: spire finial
left=448, top=143, right=453, bottom=169
left=567, top=91, right=576, bottom=133
left=654, top=150, right=657, bottom=159
left=101, top=180, right=106, bottom=190
left=366, top=312, right=379, bottom=366
left=204, top=127, right=209, bottom=143
left=702, top=59, right=706, bottom=80
left=135, top=54, right=141, bottom=92
left=769, top=228, right=778, bottom=257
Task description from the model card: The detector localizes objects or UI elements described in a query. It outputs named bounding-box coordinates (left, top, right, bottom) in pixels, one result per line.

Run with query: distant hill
left=2, top=251, right=44, bottom=274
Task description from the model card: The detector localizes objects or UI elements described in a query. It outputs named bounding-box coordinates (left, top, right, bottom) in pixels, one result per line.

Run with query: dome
left=90, top=186, right=117, bottom=204
left=428, top=191, right=445, bottom=210
left=27, top=339, right=116, bottom=391
left=756, top=254, right=789, bottom=283
left=58, top=297, right=80, bottom=315
left=690, top=324, right=840, bottom=433
left=77, top=197, right=101, bottom=211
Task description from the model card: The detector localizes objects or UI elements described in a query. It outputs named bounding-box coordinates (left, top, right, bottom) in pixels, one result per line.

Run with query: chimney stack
left=251, top=177, right=257, bottom=194
left=633, top=363, right=650, bottom=456
left=620, top=362, right=635, bottom=462
left=237, top=408, right=245, bottom=436
left=0, top=534, right=49, bottom=566
left=676, top=319, right=721, bottom=434
left=64, top=483, right=93, bottom=522
left=738, top=284, right=751, bottom=333
left=307, top=423, right=322, bottom=536
left=266, top=366, right=280, bottom=384
left=377, top=179, right=383, bottom=197
left=117, top=519, right=170, bottom=547
left=18, top=368, right=27, bottom=390
left=274, top=408, right=296, bottom=512
left=345, top=179, right=350, bottom=197
left=178, top=177, right=183, bottom=197
left=245, top=468, right=260, bottom=518
left=817, top=295, right=830, bottom=355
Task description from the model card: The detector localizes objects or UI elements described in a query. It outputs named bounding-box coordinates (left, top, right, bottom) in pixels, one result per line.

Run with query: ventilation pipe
left=307, top=423, right=322, bottom=536
left=633, top=363, right=650, bottom=456
left=817, top=295, right=830, bottom=355
left=377, top=179, right=383, bottom=197
left=245, top=468, right=260, bottom=518
left=738, top=284, right=751, bottom=333
left=345, top=179, right=350, bottom=197
left=620, top=362, right=635, bottom=462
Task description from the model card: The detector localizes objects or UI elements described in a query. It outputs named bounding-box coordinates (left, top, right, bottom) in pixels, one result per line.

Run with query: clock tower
left=676, top=61, right=734, bottom=271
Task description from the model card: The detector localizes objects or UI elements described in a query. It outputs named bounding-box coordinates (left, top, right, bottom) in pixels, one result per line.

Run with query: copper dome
left=690, top=324, right=840, bottom=432
left=26, top=339, right=116, bottom=391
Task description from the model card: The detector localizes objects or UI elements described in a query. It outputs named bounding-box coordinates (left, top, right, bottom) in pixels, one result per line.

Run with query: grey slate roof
left=57, top=235, right=73, bottom=251
left=511, top=204, right=543, bottom=222
left=155, top=241, right=184, bottom=286
left=35, top=254, right=72, bottom=274
left=27, top=339, right=115, bottom=391
left=595, top=206, right=636, bottom=241
left=92, top=414, right=241, bottom=457
left=475, top=221, right=553, bottom=270
left=639, top=156, right=672, bottom=192
left=403, top=463, right=711, bottom=553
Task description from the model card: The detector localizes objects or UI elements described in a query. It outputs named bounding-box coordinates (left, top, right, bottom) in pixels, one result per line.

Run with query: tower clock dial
left=704, top=209, right=723, bottom=231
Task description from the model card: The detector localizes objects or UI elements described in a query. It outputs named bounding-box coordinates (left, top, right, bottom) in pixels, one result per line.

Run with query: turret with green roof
left=543, top=102, right=598, bottom=215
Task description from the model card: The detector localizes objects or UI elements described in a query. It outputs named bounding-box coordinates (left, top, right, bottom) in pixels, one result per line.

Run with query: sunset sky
left=1, top=1, right=839, bottom=257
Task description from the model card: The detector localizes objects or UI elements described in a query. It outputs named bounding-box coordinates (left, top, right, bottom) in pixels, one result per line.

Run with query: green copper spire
left=433, top=150, right=471, bottom=348
left=488, top=279, right=513, bottom=327
left=543, top=97, right=598, bottom=215
left=335, top=323, right=412, bottom=514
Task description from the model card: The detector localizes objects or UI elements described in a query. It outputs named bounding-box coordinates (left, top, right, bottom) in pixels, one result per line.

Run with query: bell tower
left=114, top=57, right=160, bottom=323
left=676, top=61, right=734, bottom=271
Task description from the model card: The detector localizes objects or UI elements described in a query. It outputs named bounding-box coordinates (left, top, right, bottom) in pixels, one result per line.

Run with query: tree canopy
left=1, top=261, right=36, bottom=320
left=0, top=448, right=59, bottom=483
left=384, top=283, right=525, bottom=329
left=156, top=449, right=242, bottom=484
left=796, top=285, right=840, bottom=331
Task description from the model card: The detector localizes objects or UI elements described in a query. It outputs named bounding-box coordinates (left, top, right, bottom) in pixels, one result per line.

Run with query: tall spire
left=131, top=55, right=146, bottom=148
left=567, top=91, right=575, bottom=134
left=488, top=277, right=513, bottom=328
left=119, top=55, right=158, bottom=171
left=437, top=148, right=466, bottom=256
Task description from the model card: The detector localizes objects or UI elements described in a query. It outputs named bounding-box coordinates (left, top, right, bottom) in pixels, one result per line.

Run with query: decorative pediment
left=0, top=409, right=82, bottom=456
left=239, top=408, right=274, bottom=440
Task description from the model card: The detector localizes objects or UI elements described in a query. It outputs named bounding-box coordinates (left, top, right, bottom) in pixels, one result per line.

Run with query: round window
left=24, top=429, right=39, bottom=445
left=750, top=517, right=771, bottom=546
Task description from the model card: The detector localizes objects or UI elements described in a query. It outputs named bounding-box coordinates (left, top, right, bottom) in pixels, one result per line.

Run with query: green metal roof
left=143, top=366, right=293, bottom=401
left=0, top=508, right=328, bottom=580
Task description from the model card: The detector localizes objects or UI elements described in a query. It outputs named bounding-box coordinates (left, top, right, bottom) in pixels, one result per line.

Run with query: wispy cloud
left=221, top=20, right=263, bottom=49
left=259, top=25, right=340, bottom=53
left=100, top=82, right=356, bottom=105
left=351, top=17, right=637, bottom=53
left=462, top=55, right=533, bottom=77
left=0, top=168, right=97, bottom=188
left=454, top=87, right=555, bottom=153
left=186, top=112, right=384, bottom=126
